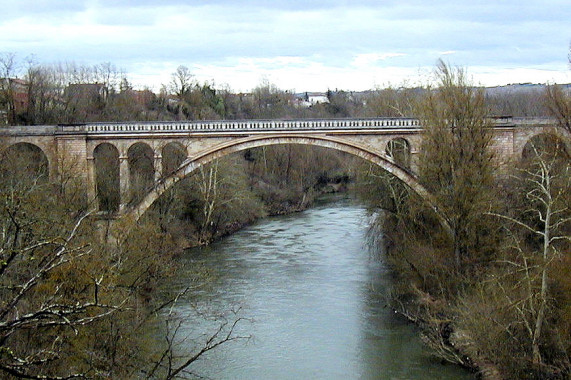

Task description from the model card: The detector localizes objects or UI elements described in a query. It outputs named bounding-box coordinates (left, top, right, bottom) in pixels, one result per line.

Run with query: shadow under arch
left=119, top=134, right=452, bottom=237
left=127, top=142, right=155, bottom=205
left=93, top=142, right=120, bottom=212
left=522, top=132, right=569, bottom=160
left=162, top=141, right=188, bottom=176
left=0, top=142, right=49, bottom=187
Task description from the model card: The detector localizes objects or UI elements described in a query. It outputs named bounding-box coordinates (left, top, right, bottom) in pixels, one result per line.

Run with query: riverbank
left=370, top=207, right=495, bottom=379
left=387, top=282, right=499, bottom=379
left=372, top=198, right=570, bottom=380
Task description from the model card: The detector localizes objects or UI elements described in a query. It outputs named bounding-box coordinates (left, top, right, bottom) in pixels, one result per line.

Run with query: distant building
left=10, top=79, right=29, bottom=114
left=65, top=83, right=109, bottom=104
left=295, top=92, right=330, bottom=107
left=307, top=92, right=329, bottom=104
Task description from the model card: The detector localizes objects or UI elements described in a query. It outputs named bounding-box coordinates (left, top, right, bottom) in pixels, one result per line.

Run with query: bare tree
left=23, top=60, right=66, bottom=125
left=0, top=146, right=167, bottom=378
left=250, top=79, right=296, bottom=119
left=189, top=157, right=264, bottom=245
left=487, top=144, right=570, bottom=367
left=0, top=53, right=19, bottom=125
left=93, top=62, right=119, bottom=93
left=363, top=85, right=418, bottom=117
left=144, top=304, right=250, bottom=380
left=0, top=150, right=118, bottom=378
left=170, top=65, right=194, bottom=100
left=543, top=43, right=571, bottom=135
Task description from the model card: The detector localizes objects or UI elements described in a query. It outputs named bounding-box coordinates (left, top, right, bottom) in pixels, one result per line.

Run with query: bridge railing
left=6, top=116, right=559, bottom=136
left=64, top=118, right=423, bottom=134
left=50, top=116, right=565, bottom=135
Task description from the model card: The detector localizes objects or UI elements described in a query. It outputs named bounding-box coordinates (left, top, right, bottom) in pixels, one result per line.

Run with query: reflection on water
left=168, top=197, right=474, bottom=379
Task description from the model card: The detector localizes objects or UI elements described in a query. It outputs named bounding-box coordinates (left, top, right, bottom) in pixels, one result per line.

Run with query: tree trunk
left=532, top=202, right=551, bottom=365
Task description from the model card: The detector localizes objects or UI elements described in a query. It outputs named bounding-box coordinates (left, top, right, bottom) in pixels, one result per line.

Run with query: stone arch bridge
left=0, top=117, right=565, bottom=226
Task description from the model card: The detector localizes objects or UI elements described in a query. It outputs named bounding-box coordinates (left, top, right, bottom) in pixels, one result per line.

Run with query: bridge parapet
left=57, top=116, right=557, bottom=135
left=62, top=118, right=422, bottom=134
left=1, top=116, right=556, bottom=137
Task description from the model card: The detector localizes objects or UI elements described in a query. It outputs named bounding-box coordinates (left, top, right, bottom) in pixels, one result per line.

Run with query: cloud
left=0, top=0, right=569, bottom=92
left=352, top=53, right=408, bottom=67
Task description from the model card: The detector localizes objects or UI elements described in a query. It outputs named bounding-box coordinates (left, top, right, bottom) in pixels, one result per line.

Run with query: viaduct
left=0, top=117, right=566, bottom=228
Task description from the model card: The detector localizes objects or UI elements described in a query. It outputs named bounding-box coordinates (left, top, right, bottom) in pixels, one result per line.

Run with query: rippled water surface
left=169, top=198, right=474, bottom=379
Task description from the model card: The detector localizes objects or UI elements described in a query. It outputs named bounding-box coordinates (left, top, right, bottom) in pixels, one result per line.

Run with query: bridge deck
left=0, top=116, right=555, bottom=137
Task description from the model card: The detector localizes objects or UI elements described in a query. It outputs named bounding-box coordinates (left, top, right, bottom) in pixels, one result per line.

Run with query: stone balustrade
left=4, top=116, right=557, bottom=136
left=64, top=118, right=423, bottom=134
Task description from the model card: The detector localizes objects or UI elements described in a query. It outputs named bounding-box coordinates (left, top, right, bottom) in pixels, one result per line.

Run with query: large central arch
left=120, top=134, right=451, bottom=236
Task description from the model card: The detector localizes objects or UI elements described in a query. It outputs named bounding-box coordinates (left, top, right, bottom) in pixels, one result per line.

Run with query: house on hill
left=65, top=83, right=109, bottom=104
left=296, top=92, right=330, bottom=107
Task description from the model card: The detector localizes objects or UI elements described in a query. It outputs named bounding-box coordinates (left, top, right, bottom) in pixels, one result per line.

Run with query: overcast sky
left=1, top=0, right=569, bottom=92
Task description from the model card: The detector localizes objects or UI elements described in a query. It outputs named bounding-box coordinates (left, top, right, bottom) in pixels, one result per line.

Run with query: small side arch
left=385, top=137, right=411, bottom=169
left=121, top=134, right=452, bottom=237
left=0, top=142, right=49, bottom=187
left=93, top=143, right=120, bottom=212
left=128, top=142, right=155, bottom=204
left=161, top=142, right=187, bottom=176
left=522, top=132, right=569, bottom=160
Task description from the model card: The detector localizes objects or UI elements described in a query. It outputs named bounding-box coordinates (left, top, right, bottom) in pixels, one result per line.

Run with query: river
left=167, top=197, right=475, bottom=379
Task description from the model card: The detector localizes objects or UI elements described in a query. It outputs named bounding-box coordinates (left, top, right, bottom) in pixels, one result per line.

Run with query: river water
left=168, top=197, right=474, bottom=379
